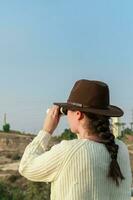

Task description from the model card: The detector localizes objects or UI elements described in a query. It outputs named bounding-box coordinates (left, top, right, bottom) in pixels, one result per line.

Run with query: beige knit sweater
left=19, top=130, right=132, bottom=200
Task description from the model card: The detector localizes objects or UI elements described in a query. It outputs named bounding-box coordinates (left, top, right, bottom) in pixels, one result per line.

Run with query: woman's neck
left=76, top=128, right=100, bottom=142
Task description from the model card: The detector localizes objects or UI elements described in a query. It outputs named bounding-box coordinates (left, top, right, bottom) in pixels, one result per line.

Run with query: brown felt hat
left=54, top=79, right=124, bottom=117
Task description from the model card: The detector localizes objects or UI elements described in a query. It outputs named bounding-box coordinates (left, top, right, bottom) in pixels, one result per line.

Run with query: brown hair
left=84, top=112, right=125, bottom=186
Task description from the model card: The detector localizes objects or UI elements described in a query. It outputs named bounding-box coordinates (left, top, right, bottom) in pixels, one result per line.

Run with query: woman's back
left=51, top=138, right=132, bottom=200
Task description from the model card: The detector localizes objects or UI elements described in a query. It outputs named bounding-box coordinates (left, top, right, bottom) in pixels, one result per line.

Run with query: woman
left=19, top=79, right=132, bottom=200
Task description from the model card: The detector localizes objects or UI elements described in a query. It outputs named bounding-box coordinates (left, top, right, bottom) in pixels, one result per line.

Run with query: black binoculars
left=59, top=107, right=67, bottom=115
left=46, top=107, right=67, bottom=115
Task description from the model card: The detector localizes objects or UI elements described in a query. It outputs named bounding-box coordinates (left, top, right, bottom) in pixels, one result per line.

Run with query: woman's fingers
left=43, top=106, right=60, bottom=134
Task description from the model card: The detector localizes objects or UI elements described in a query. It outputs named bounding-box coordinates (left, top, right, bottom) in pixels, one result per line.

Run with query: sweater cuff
left=38, top=130, right=52, bottom=150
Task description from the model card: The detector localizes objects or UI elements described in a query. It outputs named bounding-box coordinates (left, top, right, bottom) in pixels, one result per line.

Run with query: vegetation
left=3, top=123, right=10, bottom=132
left=11, top=153, right=21, bottom=160
left=26, top=181, right=50, bottom=200
left=58, top=128, right=77, bottom=140
left=0, top=179, right=50, bottom=200
left=123, top=128, right=133, bottom=135
left=8, top=174, right=20, bottom=183
left=0, top=180, right=25, bottom=200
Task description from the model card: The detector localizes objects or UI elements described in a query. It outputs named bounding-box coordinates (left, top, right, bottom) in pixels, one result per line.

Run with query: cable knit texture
left=19, top=130, right=132, bottom=200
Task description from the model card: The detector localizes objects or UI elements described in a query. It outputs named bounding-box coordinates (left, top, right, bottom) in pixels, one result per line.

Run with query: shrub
left=26, top=181, right=50, bottom=200
left=59, top=128, right=77, bottom=140
left=3, top=123, right=10, bottom=132
left=8, top=174, right=20, bottom=183
left=0, top=181, right=12, bottom=200
left=0, top=180, right=25, bottom=200
left=12, top=153, right=21, bottom=160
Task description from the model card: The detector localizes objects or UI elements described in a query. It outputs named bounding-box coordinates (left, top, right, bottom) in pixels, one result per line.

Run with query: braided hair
left=85, top=112, right=125, bottom=186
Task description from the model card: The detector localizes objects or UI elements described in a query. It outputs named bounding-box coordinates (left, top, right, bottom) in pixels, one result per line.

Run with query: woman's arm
left=19, top=130, right=67, bottom=182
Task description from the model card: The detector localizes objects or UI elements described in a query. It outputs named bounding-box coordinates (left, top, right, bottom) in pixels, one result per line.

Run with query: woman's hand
left=43, top=105, right=60, bottom=135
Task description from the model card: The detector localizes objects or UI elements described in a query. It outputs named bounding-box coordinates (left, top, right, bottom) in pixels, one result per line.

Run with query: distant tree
left=59, top=128, right=77, bottom=140
left=124, top=127, right=133, bottom=135
left=3, top=123, right=10, bottom=132
left=3, top=113, right=10, bottom=132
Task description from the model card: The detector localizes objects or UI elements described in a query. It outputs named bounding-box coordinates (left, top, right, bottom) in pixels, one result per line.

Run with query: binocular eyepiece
left=46, top=107, right=67, bottom=115
left=59, top=107, right=67, bottom=115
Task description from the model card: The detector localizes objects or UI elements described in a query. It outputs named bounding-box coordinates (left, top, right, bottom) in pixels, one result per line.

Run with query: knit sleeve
left=18, top=130, right=68, bottom=182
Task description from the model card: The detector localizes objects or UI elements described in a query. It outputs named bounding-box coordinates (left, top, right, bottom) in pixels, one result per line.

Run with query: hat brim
left=54, top=102, right=124, bottom=117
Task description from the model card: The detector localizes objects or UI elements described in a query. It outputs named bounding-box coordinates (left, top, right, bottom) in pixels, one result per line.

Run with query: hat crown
left=67, top=79, right=109, bottom=109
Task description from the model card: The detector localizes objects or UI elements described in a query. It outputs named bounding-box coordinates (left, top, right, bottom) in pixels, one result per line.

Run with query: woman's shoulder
left=115, top=138, right=129, bottom=153
left=115, top=138, right=127, bottom=147
left=60, top=138, right=85, bottom=147
left=51, top=138, right=86, bottom=153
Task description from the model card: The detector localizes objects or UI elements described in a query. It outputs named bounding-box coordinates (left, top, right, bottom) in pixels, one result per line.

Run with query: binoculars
left=46, top=107, right=67, bottom=115
left=59, top=107, right=67, bottom=115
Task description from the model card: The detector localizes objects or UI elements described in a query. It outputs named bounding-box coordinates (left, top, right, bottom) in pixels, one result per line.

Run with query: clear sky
left=0, top=0, right=133, bottom=134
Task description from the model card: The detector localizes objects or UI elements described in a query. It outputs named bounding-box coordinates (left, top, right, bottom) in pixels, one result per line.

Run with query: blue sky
left=0, top=1, right=133, bottom=134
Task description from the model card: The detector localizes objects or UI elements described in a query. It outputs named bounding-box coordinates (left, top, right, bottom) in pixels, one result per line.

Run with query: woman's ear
left=76, top=111, right=84, bottom=120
